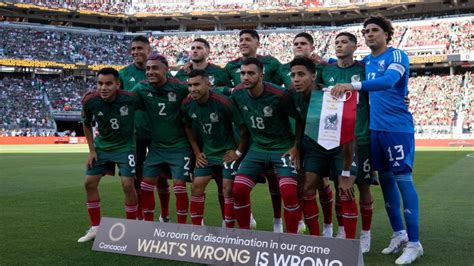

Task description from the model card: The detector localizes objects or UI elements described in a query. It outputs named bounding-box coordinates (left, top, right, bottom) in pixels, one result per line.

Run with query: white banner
left=318, top=91, right=345, bottom=150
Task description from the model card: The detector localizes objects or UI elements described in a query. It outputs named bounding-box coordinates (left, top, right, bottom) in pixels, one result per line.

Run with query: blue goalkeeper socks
left=379, top=172, right=404, bottom=232
left=395, top=173, right=420, bottom=242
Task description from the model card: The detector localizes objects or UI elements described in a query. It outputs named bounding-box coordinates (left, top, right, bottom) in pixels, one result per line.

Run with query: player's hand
left=181, top=62, right=192, bottom=73
left=195, top=152, right=208, bottom=168
left=331, top=84, right=353, bottom=98
left=86, top=150, right=98, bottom=169
left=283, top=146, right=300, bottom=170
left=338, top=174, right=356, bottom=200
left=310, top=53, right=326, bottom=65
left=224, top=150, right=240, bottom=163
left=404, top=96, right=410, bottom=107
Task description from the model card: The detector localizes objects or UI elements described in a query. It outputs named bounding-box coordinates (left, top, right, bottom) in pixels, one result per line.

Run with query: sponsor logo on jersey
left=120, top=106, right=129, bottom=116
left=351, top=75, right=360, bottom=82
left=378, top=60, right=385, bottom=71
left=97, top=111, right=104, bottom=116
left=168, top=92, right=177, bottom=102
left=191, top=113, right=197, bottom=119
left=329, top=77, right=335, bottom=83
left=147, top=92, right=153, bottom=97
left=210, top=112, right=219, bottom=122
left=242, top=105, right=248, bottom=111
left=287, top=72, right=291, bottom=76
left=235, top=69, right=241, bottom=74
left=263, top=106, right=273, bottom=117
left=129, top=77, right=136, bottom=82
left=393, top=161, right=400, bottom=167
left=209, top=76, right=215, bottom=86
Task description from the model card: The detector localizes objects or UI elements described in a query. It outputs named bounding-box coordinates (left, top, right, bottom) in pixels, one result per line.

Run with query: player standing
left=78, top=68, right=140, bottom=242
left=281, top=32, right=335, bottom=236
left=132, top=54, right=191, bottom=224
left=225, top=30, right=285, bottom=232
left=175, top=38, right=232, bottom=88
left=332, top=15, right=423, bottom=264
left=182, top=69, right=249, bottom=227
left=231, top=58, right=303, bottom=233
left=314, top=33, right=375, bottom=253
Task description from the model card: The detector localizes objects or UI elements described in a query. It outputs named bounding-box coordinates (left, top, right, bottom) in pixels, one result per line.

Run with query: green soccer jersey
left=175, top=63, right=232, bottom=88
left=225, top=55, right=283, bottom=87
left=280, top=62, right=292, bottom=89
left=181, top=91, right=241, bottom=161
left=119, top=63, right=150, bottom=139
left=81, top=90, right=141, bottom=152
left=132, top=78, right=190, bottom=149
left=316, top=62, right=369, bottom=145
left=231, top=82, right=299, bottom=153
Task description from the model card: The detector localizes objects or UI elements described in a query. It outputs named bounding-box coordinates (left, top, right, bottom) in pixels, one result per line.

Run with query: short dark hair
left=188, top=69, right=209, bottom=80
left=335, top=32, right=357, bottom=45
left=147, top=53, right=169, bottom=67
left=294, top=32, right=314, bottom=45
left=363, top=14, right=394, bottom=43
left=193, top=38, right=210, bottom=49
left=239, top=29, right=259, bottom=41
left=289, top=57, right=315, bottom=75
left=132, top=35, right=149, bottom=45
left=241, top=57, right=264, bottom=73
left=97, top=67, right=119, bottom=80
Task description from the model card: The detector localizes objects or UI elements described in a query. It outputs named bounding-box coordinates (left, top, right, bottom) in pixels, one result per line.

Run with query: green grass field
left=1, top=145, right=473, bottom=265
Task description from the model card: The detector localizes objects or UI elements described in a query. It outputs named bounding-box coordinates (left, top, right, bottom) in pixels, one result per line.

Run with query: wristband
left=341, top=170, right=350, bottom=177
left=235, top=150, right=242, bottom=157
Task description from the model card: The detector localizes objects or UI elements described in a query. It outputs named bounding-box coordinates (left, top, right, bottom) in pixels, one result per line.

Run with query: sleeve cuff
left=351, top=82, right=362, bottom=90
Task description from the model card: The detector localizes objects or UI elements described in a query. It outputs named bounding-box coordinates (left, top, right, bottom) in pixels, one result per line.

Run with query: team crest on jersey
left=147, top=92, right=153, bottom=97
left=97, top=111, right=104, bottom=116
left=351, top=75, right=360, bottom=82
left=324, top=113, right=338, bottom=130
left=263, top=106, right=273, bottom=117
left=120, top=106, right=129, bottom=116
left=168, top=92, right=177, bottom=102
left=129, top=77, right=136, bottom=82
left=209, top=76, right=215, bottom=86
left=378, top=60, right=385, bottom=71
left=210, top=113, right=219, bottom=122
left=191, top=113, right=197, bottom=119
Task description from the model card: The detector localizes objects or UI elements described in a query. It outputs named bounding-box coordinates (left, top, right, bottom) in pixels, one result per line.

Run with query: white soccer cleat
left=395, top=242, right=423, bottom=265
left=323, top=223, right=333, bottom=237
left=77, top=226, right=98, bottom=243
left=336, top=226, right=346, bottom=239
left=222, top=220, right=226, bottom=228
left=273, top=218, right=283, bottom=233
left=158, top=216, right=170, bottom=223
left=360, top=230, right=371, bottom=254
left=250, top=213, right=257, bottom=229
left=297, top=219, right=307, bottom=234
left=382, top=231, right=408, bottom=255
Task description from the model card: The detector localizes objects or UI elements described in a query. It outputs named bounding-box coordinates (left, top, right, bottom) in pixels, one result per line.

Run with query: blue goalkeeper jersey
left=361, top=47, right=414, bottom=133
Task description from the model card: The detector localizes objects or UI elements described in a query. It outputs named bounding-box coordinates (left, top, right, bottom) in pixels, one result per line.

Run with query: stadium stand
left=0, top=16, right=472, bottom=136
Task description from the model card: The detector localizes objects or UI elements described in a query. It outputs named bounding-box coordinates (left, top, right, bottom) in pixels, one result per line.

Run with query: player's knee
left=302, top=182, right=317, bottom=196
left=122, top=181, right=135, bottom=194
left=84, top=177, right=99, bottom=191
left=232, top=183, right=250, bottom=203
left=191, top=185, right=205, bottom=196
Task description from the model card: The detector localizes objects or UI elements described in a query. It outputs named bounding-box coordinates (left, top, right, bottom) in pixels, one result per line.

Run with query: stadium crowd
left=0, top=27, right=130, bottom=65
left=404, top=20, right=473, bottom=55
left=0, top=76, right=54, bottom=131
left=1, top=18, right=471, bottom=67
left=6, top=0, right=314, bottom=14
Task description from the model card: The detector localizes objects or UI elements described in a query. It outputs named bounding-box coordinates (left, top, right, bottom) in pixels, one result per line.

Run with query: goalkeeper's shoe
left=395, top=242, right=423, bottom=265
left=382, top=230, right=408, bottom=254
